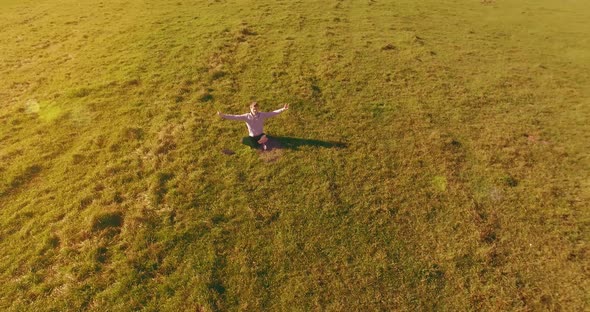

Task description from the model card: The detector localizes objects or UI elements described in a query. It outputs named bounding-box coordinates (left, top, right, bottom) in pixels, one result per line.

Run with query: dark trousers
left=243, top=133, right=266, bottom=148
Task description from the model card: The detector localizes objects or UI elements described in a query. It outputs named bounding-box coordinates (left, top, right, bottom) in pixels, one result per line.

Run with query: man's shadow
left=241, top=136, right=347, bottom=151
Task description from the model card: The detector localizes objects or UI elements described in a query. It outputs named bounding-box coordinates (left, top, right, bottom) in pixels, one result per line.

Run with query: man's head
left=250, top=102, right=259, bottom=115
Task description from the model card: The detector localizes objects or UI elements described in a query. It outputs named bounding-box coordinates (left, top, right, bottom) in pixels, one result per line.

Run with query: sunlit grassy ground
left=1, top=0, right=588, bottom=310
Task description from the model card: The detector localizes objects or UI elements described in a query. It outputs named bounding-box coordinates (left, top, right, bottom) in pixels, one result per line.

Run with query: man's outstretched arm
left=261, top=104, right=289, bottom=118
left=218, top=111, right=248, bottom=121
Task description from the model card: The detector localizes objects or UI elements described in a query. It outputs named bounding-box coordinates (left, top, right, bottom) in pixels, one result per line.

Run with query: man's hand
left=217, top=111, right=222, bottom=118
left=283, top=104, right=289, bottom=110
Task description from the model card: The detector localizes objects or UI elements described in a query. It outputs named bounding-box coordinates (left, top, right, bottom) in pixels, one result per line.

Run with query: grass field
left=1, top=0, right=589, bottom=310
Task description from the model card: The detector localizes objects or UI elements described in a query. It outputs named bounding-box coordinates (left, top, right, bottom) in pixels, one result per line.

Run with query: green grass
left=1, top=0, right=589, bottom=310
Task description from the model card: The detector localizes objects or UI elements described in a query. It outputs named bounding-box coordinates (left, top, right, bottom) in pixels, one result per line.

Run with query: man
left=217, top=102, right=289, bottom=150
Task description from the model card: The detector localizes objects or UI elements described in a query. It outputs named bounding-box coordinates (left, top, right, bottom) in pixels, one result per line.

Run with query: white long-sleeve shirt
left=221, top=108, right=287, bottom=136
